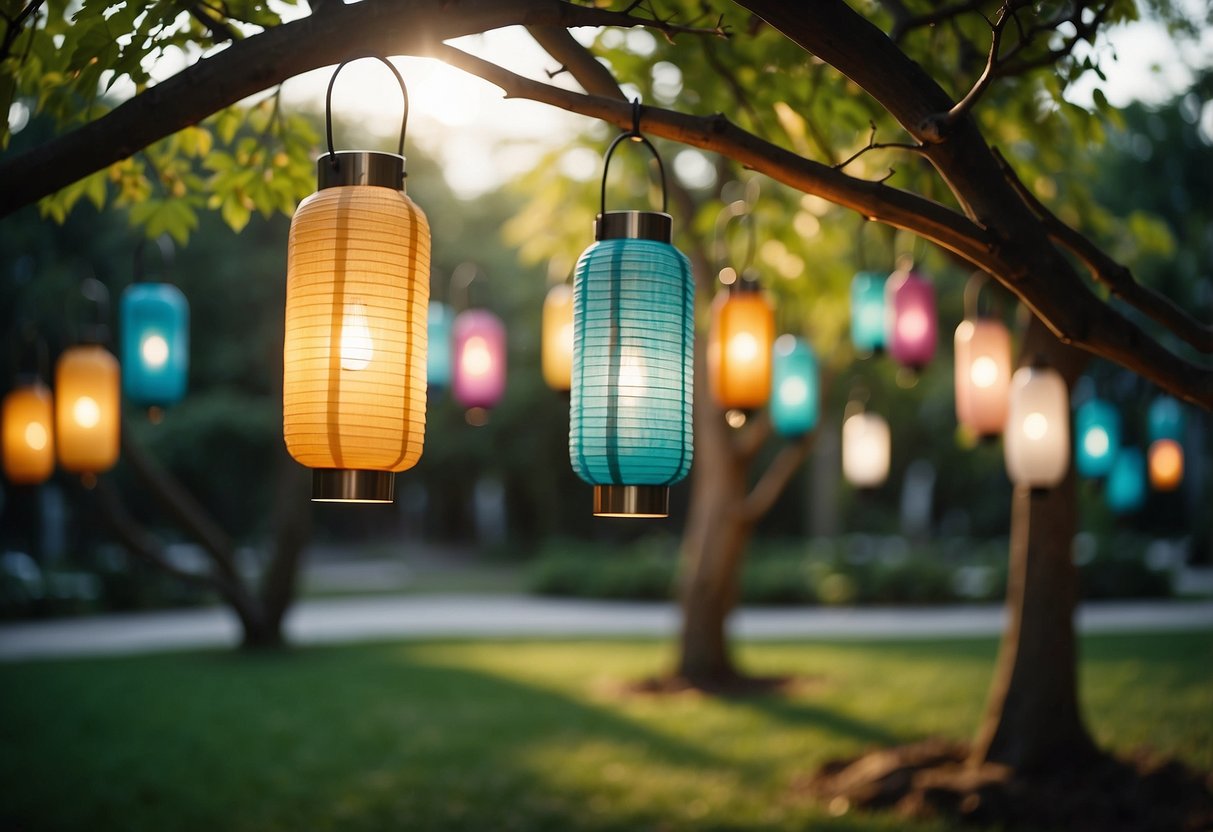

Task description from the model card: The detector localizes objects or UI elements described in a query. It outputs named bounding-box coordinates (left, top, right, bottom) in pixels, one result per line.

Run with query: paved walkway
left=0, top=596, right=1209, bottom=661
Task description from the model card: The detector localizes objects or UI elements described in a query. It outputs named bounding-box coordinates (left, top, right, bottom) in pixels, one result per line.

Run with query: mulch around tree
left=797, top=738, right=1213, bottom=832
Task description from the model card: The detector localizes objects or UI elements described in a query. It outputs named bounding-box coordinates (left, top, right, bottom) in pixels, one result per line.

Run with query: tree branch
left=733, top=410, right=773, bottom=463
left=834, top=120, right=926, bottom=170
left=920, top=3, right=1013, bottom=143
left=740, top=432, right=817, bottom=523
left=993, top=148, right=1213, bottom=354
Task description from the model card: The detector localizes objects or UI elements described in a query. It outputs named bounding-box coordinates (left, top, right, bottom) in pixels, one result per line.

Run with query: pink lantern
left=885, top=269, right=936, bottom=369
left=452, top=309, right=506, bottom=410
left=954, top=318, right=1012, bottom=437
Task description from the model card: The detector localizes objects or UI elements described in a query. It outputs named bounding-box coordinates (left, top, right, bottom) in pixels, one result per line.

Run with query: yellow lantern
left=708, top=280, right=775, bottom=410
left=541, top=283, right=574, bottom=392
left=55, top=344, right=120, bottom=475
left=2, top=381, right=54, bottom=485
left=1148, top=439, right=1183, bottom=491
left=283, top=58, right=429, bottom=503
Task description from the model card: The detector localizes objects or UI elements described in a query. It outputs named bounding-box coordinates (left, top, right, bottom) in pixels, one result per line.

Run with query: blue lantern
left=1105, top=447, right=1146, bottom=515
left=570, top=126, right=693, bottom=518
left=427, top=300, right=453, bottom=391
left=1074, top=397, right=1120, bottom=478
left=1147, top=396, right=1184, bottom=443
left=850, top=271, right=886, bottom=353
left=120, top=281, right=189, bottom=409
left=770, top=335, right=819, bottom=438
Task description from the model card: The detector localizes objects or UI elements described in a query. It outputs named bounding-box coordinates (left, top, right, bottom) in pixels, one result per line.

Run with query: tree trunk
left=970, top=318, right=1097, bottom=774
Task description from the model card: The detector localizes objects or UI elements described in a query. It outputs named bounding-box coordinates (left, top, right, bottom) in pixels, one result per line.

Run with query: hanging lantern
left=849, top=271, right=886, bottom=354
left=541, top=283, right=574, bottom=392
left=707, top=279, right=774, bottom=411
left=120, top=285, right=189, bottom=411
left=55, top=344, right=120, bottom=476
left=954, top=318, right=1011, bottom=437
left=1148, top=439, right=1183, bottom=492
left=452, top=309, right=507, bottom=410
left=1074, top=397, right=1120, bottom=478
left=842, top=408, right=890, bottom=488
left=769, top=335, right=818, bottom=439
left=427, top=300, right=453, bottom=392
left=1004, top=365, right=1069, bottom=489
left=1147, top=395, right=1184, bottom=443
left=885, top=267, right=936, bottom=369
left=570, top=116, right=693, bottom=518
left=283, top=58, right=429, bottom=504
left=2, top=381, right=54, bottom=485
left=1106, top=446, right=1146, bottom=514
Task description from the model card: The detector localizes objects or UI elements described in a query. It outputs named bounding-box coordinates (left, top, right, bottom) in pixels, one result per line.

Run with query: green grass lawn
left=0, top=632, right=1209, bottom=831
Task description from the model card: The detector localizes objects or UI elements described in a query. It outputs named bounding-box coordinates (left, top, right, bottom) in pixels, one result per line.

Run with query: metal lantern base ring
left=313, top=469, right=395, bottom=503
left=593, top=485, right=669, bottom=518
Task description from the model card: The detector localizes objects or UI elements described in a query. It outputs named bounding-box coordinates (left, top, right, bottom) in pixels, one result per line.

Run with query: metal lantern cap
left=593, top=485, right=669, bottom=518
left=317, top=151, right=405, bottom=191
left=312, top=469, right=396, bottom=503
left=595, top=210, right=672, bottom=243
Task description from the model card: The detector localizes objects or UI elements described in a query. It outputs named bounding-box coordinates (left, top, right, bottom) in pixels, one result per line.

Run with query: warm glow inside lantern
left=842, top=410, right=890, bottom=488
left=1074, top=397, right=1120, bottom=478
left=120, top=282, right=189, bottom=408
left=55, top=344, right=120, bottom=475
left=1106, top=446, right=1146, bottom=514
left=885, top=268, right=936, bottom=369
left=452, top=309, right=506, bottom=409
left=1148, top=439, right=1183, bottom=491
left=769, top=335, right=818, bottom=439
left=953, top=318, right=1011, bottom=437
left=570, top=130, right=693, bottom=518
left=542, top=283, right=574, bottom=392
left=283, top=59, right=429, bottom=503
left=1004, top=366, right=1069, bottom=489
left=427, top=301, right=453, bottom=391
left=849, top=271, right=886, bottom=354
left=2, top=381, right=54, bottom=485
left=707, top=281, right=774, bottom=410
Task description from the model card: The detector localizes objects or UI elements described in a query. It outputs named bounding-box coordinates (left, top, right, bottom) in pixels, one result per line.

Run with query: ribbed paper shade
left=954, top=318, right=1011, bottom=436
left=2, top=382, right=54, bottom=484
left=55, top=344, right=120, bottom=474
left=427, top=301, right=453, bottom=391
left=850, top=271, right=886, bottom=353
left=1106, top=447, right=1145, bottom=514
left=571, top=238, right=693, bottom=487
left=1075, top=398, right=1120, bottom=478
left=770, top=335, right=818, bottom=438
left=283, top=184, right=430, bottom=472
left=120, top=282, right=189, bottom=407
left=842, top=411, right=890, bottom=487
left=708, top=290, right=774, bottom=410
left=542, top=283, right=574, bottom=392
left=885, top=269, right=936, bottom=368
left=1004, top=366, right=1069, bottom=488
left=452, top=309, right=506, bottom=409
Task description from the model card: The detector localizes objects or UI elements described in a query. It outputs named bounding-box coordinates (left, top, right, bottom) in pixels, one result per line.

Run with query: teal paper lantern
left=1074, top=397, right=1119, bottom=478
left=570, top=127, right=693, bottom=518
left=850, top=271, right=886, bottom=353
left=770, top=335, right=819, bottom=438
left=427, top=300, right=453, bottom=391
left=120, top=282, right=189, bottom=408
left=1105, top=446, right=1146, bottom=515
left=1147, top=395, right=1184, bottom=444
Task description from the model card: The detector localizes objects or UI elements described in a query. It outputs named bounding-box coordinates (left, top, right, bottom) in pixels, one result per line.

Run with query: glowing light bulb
left=73, top=396, right=100, bottom=429
left=24, top=421, right=47, bottom=451
left=780, top=377, right=808, bottom=406
left=898, top=309, right=928, bottom=341
left=727, top=332, right=759, bottom=365
left=140, top=334, right=169, bottom=370
left=970, top=356, right=999, bottom=388
left=340, top=302, right=374, bottom=371
left=1083, top=427, right=1110, bottom=459
left=1023, top=411, right=1048, bottom=441
left=461, top=336, right=492, bottom=377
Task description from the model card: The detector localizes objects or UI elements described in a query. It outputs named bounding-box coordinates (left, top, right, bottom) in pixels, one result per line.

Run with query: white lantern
left=1004, top=366, right=1069, bottom=488
left=842, top=410, right=890, bottom=488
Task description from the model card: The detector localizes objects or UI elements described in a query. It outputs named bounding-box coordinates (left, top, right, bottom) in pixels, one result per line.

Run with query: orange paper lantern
left=2, top=381, right=54, bottom=484
left=707, top=283, right=774, bottom=410
left=55, top=345, right=120, bottom=475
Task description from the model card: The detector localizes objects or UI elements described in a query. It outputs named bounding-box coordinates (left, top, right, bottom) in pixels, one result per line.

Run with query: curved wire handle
left=10, top=323, right=48, bottom=380
left=325, top=56, right=410, bottom=166
left=133, top=234, right=175, bottom=284
left=964, top=271, right=1002, bottom=320
left=450, top=261, right=486, bottom=312
left=599, top=99, right=668, bottom=215
left=712, top=198, right=758, bottom=280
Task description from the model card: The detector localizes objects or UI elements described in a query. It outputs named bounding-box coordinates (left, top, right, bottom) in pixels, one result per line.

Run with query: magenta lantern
left=452, top=309, right=506, bottom=410
left=885, top=268, right=936, bottom=369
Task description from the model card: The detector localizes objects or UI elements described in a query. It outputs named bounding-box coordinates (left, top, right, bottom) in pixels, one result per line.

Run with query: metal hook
left=324, top=56, right=410, bottom=167
left=630, top=98, right=642, bottom=138
left=133, top=234, right=175, bottom=284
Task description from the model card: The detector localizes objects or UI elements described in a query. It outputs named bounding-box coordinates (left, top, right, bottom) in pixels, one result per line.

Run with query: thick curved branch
left=741, top=432, right=817, bottom=523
